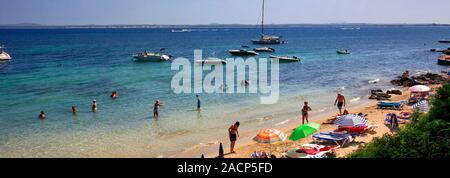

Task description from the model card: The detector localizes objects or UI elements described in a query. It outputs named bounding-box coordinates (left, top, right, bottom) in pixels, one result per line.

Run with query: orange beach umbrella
left=253, top=129, right=287, bottom=144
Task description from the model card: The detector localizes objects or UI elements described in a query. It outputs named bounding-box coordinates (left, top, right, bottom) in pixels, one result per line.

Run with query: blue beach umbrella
left=334, top=114, right=368, bottom=127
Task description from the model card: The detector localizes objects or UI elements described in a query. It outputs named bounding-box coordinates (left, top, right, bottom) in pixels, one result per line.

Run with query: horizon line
left=1, top=22, right=450, bottom=27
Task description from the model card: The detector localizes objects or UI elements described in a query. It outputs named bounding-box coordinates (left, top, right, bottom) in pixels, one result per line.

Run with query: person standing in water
left=92, top=99, right=97, bottom=113
left=39, top=111, right=46, bottom=120
left=301, top=101, right=312, bottom=124
left=153, top=100, right=164, bottom=118
left=228, top=121, right=240, bottom=154
left=334, top=94, right=346, bottom=115
left=196, top=95, right=201, bottom=111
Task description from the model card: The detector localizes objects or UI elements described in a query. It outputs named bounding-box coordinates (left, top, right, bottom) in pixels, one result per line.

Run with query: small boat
left=438, top=55, right=450, bottom=65
left=368, top=79, right=380, bottom=84
left=254, top=47, right=275, bottom=52
left=171, top=29, right=192, bottom=33
left=438, top=39, right=450, bottom=43
left=133, top=48, right=172, bottom=62
left=270, top=55, right=301, bottom=62
left=0, top=45, right=11, bottom=61
left=229, top=49, right=259, bottom=56
left=195, top=58, right=227, bottom=65
left=251, top=0, right=286, bottom=45
left=337, top=49, right=350, bottom=55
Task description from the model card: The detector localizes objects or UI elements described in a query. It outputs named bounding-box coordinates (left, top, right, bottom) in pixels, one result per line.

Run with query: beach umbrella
left=253, top=129, right=287, bottom=144
left=289, top=122, right=321, bottom=141
left=334, top=114, right=368, bottom=127
left=413, top=100, right=430, bottom=113
left=409, top=85, right=430, bottom=92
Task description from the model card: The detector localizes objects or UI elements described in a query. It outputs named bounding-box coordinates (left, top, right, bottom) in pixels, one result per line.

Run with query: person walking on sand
left=39, top=111, right=46, bottom=120
left=228, top=121, right=240, bottom=154
left=92, top=99, right=97, bottom=113
left=301, top=101, right=312, bottom=124
left=153, top=100, right=164, bottom=118
left=334, top=94, right=346, bottom=115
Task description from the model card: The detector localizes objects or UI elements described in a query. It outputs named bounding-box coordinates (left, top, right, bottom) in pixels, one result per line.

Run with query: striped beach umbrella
left=334, top=114, right=368, bottom=127
left=409, top=85, right=430, bottom=92
left=253, top=129, right=287, bottom=144
left=412, top=100, right=430, bottom=113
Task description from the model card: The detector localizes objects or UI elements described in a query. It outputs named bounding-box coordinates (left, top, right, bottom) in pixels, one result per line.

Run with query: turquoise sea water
left=0, top=26, right=449, bottom=157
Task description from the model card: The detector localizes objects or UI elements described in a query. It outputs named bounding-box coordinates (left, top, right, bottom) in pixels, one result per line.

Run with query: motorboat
left=270, top=55, right=301, bottom=62
left=133, top=48, right=172, bottom=62
left=0, top=45, right=11, bottom=61
left=438, top=39, right=450, bottom=43
left=251, top=0, right=286, bottom=45
left=254, top=47, right=275, bottom=52
left=337, top=49, right=350, bottom=55
left=228, top=49, right=259, bottom=56
left=195, top=58, right=227, bottom=65
left=438, top=55, right=450, bottom=65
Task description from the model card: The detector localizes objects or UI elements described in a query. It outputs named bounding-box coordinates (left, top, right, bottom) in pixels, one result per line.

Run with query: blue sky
left=1, top=0, right=449, bottom=25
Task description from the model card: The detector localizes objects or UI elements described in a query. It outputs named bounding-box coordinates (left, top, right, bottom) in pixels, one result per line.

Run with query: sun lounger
left=285, top=144, right=338, bottom=158
left=337, top=125, right=378, bottom=134
left=377, top=101, right=406, bottom=110
left=312, top=132, right=353, bottom=147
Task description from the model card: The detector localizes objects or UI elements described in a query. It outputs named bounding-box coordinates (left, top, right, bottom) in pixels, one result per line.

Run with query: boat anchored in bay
left=0, top=45, right=11, bottom=61
left=133, top=48, right=172, bottom=62
left=251, top=0, right=286, bottom=45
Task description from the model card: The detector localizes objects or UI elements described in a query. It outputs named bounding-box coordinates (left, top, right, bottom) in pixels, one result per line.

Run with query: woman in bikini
left=301, top=101, right=312, bottom=124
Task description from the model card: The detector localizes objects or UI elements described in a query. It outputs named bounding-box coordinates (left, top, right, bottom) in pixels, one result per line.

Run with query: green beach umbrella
left=289, top=122, right=321, bottom=141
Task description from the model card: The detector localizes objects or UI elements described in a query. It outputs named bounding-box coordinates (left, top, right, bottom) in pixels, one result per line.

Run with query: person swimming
left=111, top=91, right=118, bottom=99
left=72, top=106, right=77, bottom=115
left=153, top=100, right=164, bottom=118
left=39, top=111, right=46, bottom=120
left=92, top=99, right=97, bottom=113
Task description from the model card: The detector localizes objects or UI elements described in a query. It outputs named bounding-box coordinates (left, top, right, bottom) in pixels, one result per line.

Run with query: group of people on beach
left=300, top=93, right=347, bottom=124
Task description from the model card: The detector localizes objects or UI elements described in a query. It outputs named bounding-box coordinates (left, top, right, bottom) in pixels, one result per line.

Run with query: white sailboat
left=251, top=0, right=285, bottom=45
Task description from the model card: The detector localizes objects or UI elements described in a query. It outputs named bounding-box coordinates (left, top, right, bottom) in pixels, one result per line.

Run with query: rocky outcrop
left=387, top=89, right=402, bottom=95
left=391, top=73, right=447, bottom=87
left=369, top=89, right=392, bottom=100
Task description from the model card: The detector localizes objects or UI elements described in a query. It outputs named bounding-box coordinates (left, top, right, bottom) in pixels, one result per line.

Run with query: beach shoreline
left=180, top=84, right=443, bottom=158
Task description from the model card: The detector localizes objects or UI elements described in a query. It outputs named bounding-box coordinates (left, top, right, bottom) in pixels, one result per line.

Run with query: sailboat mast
left=261, top=0, right=265, bottom=36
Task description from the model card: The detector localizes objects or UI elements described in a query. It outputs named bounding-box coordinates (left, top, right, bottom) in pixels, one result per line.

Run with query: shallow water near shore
left=0, top=26, right=449, bottom=157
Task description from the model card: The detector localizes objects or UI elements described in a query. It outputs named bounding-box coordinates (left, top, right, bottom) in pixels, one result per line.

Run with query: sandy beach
left=195, top=84, right=441, bottom=158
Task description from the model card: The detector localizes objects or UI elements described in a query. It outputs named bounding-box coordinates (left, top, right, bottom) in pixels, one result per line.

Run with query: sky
left=1, top=0, right=450, bottom=25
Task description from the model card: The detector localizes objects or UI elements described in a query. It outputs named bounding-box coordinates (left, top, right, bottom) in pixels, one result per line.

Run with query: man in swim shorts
left=334, top=94, right=346, bottom=115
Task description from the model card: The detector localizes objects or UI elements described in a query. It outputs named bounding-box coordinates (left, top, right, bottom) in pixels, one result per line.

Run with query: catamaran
left=0, top=45, right=11, bottom=61
left=251, top=0, right=286, bottom=45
